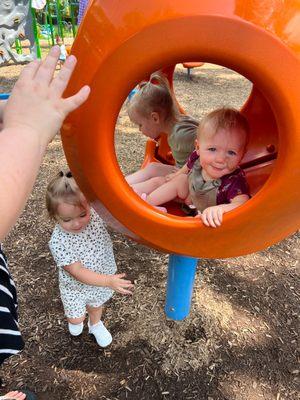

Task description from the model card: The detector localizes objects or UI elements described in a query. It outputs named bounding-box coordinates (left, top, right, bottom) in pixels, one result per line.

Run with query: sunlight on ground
left=219, top=372, right=276, bottom=400
left=194, top=286, right=271, bottom=346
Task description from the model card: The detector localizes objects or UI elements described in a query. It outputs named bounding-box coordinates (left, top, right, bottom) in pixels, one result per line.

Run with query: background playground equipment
left=33, top=0, right=79, bottom=52
left=0, top=0, right=79, bottom=65
left=182, top=61, right=204, bottom=79
left=0, top=0, right=35, bottom=65
left=61, top=0, right=300, bottom=319
left=31, top=0, right=79, bottom=59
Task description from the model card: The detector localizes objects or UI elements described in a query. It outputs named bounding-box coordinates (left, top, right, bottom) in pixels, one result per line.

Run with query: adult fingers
left=61, top=85, right=90, bottom=115
left=15, top=59, right=41, bottom=85
left=34, top=46, right=60, bottom=86
left=51, top=54, right=77, bottom=97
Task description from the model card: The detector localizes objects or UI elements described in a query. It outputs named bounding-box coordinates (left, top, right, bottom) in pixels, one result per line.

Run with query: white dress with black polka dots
left=49, top=209, right=117, bottom=319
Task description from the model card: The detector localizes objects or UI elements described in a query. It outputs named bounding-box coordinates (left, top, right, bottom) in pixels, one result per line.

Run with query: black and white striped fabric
left=0, top=245, right=24, bottom=365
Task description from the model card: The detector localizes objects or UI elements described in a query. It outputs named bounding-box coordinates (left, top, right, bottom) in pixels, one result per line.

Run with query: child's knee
left=87, top=305, right=103, bottom=313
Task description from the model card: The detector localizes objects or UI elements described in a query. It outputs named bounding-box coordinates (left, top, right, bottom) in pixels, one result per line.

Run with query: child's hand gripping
left=107, top=273, right=134, bottom=295
left=196, top=195, right=249, bottom=227
left=197, top=205, right=225, bottom=228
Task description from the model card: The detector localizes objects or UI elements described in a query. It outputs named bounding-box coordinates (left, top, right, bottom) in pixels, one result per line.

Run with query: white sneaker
left=88, top=320, right=112, bottom=347
left=68, top=321, right=84, bottom=336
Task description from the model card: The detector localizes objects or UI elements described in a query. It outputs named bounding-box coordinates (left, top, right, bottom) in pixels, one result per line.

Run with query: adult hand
left=3, top=46, right=90, bottom=145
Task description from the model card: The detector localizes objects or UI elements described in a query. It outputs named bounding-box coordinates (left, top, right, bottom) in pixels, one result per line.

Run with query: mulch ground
left=0, top=58, right=299, bottom=400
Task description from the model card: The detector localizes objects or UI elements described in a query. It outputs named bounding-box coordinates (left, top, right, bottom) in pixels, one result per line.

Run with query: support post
left=165, top=254, right=198, bottom=321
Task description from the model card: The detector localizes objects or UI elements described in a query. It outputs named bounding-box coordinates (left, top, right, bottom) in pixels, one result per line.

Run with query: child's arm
left=165, top=163, right=189, bottom=181
left=0, top=46, right=90, bottom=240
left=64, top=262, right=134, bottom=295
left=200, top=194, right=249, bottom=228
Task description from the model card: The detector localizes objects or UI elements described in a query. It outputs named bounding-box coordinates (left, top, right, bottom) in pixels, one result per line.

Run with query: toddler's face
left=129, top=107, right=162, bottom=140
left=56, top=201, right=91, bottom=233
left=196, top=126, right=246, bottom=180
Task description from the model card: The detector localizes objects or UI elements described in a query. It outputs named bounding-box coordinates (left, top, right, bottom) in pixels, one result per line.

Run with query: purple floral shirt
left=187, top=150, right=249, bottom=204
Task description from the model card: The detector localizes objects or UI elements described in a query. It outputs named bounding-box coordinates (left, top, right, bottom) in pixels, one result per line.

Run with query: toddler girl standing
left=47, top=171, right=133, bottom=347
left=126, top=73, right=199, bottom=195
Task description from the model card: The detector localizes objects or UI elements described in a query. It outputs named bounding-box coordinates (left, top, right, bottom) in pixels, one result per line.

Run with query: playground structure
left=0, top=0, right=35, bottom=64
left=182, top=62, right=204, bottom=79
left=61, top=0, right=300, bottom=319
left=0, top=0, right=79, bottom=65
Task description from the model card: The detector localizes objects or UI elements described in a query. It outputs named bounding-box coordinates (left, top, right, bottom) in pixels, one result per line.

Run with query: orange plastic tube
left=61, top=0, right=300, bottom=258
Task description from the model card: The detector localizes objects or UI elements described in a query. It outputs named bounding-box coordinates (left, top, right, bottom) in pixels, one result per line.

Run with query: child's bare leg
left=67, top=315, right=85, bottom=325
left=132, top=176, right=166, bottom=195
left=87, top=305, right=103, bottom=325
left=126, top=162, right=176, bottom=185
left=146, top=174, right=189, bottom=206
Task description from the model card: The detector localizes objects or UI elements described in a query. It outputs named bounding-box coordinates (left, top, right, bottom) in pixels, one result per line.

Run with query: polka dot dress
left=49, top=209, right=117, bottom=319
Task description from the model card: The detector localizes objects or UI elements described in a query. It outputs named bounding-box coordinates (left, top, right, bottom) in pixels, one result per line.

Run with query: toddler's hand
left=200, top=205, right=224, bottom=228
left=3, top=46, right=90, bottom=145
left=108, top=273, right=134, bottom=295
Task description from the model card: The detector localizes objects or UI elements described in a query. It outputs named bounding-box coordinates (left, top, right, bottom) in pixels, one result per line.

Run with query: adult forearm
left=0, top=127, right=49, bottom=240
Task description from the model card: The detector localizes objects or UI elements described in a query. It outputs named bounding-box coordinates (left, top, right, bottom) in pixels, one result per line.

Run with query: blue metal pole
left=165, top=254, right=198, bottom=320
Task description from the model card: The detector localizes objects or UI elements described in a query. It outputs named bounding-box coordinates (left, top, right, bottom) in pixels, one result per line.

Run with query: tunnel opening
left=115, top=62, right=278, bottom=217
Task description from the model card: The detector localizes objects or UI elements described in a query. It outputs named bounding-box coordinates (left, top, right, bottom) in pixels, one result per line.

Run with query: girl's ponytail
left=46, top=171, right=86, bottom=219
left=128, top=71, right=179, bottom=123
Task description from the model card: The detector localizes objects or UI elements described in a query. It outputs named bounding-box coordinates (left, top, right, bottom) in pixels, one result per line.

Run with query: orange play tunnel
left=61, top=0, right=300, bottom=258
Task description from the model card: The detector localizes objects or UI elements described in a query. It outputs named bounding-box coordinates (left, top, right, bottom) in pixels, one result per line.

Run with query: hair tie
left=58, top=171, right=72, bottom=178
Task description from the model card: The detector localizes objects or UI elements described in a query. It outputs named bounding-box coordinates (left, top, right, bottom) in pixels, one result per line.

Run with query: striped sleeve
left=0, top=246, right=24, bottom=365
